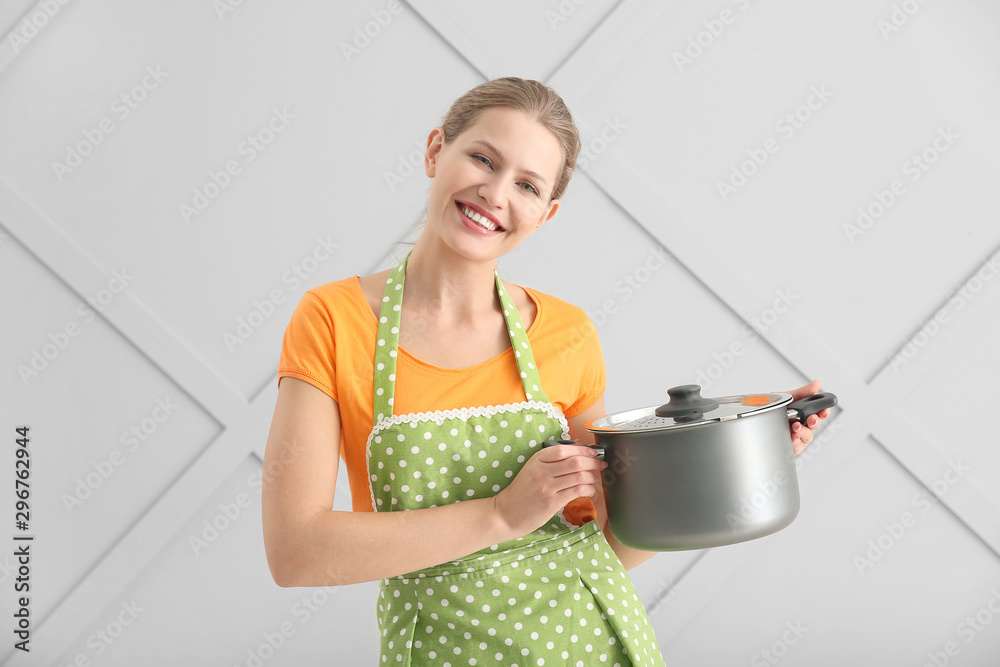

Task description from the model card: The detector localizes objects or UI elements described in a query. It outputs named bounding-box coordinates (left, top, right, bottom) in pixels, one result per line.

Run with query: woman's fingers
left=539, top=443, right=603, bottom=462
left=492, top=445, right=607, bottom=536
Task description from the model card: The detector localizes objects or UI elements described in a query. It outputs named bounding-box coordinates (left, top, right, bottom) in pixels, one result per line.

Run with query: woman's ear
left=425, top=127, right=445, bottom=178
left=538, top=199, right=559, bottom=227
left=535, top=199, right=560, bottom=230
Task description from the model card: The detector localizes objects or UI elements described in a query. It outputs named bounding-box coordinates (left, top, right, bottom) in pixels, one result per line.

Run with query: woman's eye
left=472, top=154, right=491, bottom=167
left=519, top=182, right=539, bottom=195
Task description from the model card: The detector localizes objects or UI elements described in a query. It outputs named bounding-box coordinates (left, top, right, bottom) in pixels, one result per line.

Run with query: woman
left=261, top=77, right=829, bottom=666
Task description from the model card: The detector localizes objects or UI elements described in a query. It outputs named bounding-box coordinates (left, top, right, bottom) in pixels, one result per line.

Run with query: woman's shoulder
left=297, top=274, right=371, bottom=318
left=512, top=282, right=593, bottom=327
left=355, top=268, right=393, bottom=319
left=512, top=283, right=605, bottom=374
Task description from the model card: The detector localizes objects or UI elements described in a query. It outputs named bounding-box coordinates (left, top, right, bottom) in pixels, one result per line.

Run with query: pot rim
left=586, top=391, right=795, bottom=434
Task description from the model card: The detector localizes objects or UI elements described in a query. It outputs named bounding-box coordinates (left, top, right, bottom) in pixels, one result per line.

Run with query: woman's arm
left=261, top=377, right=604, bottom=587
left=566, top=396, right=659, bottom=571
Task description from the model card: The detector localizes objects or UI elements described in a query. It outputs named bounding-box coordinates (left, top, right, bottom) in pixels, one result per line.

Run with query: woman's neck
left=403, top=237, right=501, bottom=321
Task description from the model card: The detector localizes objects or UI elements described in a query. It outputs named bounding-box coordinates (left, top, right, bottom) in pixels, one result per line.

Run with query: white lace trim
left=365, top=401, right=570, bottom=512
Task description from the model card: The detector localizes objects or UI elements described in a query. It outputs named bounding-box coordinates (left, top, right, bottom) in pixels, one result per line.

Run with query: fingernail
left=600, top=461, right=609, bottom=469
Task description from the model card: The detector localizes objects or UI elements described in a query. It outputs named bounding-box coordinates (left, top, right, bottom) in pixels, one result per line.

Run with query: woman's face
left=423, top=107, right=564, bottom=263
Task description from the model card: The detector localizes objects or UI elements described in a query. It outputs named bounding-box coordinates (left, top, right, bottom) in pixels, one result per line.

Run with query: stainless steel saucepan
left=544, top=384, right=837, bottom=551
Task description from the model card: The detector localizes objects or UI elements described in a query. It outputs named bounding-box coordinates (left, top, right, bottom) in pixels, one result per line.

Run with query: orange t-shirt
left=277, top=275, right=606, bottom=523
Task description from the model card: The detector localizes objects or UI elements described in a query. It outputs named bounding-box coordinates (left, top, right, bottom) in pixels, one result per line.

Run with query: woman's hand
left=490, top=443, right=607, bottom=537
left=784, top=378, right=832, bottom=456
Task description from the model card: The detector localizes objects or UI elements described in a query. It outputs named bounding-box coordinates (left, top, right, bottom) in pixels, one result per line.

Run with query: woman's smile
left=456, top=201, right=505, bottom=234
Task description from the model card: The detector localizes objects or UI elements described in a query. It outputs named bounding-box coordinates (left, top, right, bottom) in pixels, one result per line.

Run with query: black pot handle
left=542, top=438, right=606, bottom=460
left=787, top=392, right=838, bottom=423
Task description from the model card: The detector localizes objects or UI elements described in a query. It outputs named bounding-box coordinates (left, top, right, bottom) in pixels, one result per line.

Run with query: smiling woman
left=261, top=77, right=667, bottom=666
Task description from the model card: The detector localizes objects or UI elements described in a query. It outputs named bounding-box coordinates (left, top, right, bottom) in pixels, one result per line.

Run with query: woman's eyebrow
left=470, top=139, right=550, bottom=186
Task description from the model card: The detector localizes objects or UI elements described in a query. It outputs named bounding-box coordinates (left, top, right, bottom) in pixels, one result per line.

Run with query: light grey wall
left=2, top=0, right=998, bottom=665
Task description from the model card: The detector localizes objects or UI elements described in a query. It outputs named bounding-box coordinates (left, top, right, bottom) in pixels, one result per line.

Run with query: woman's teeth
left=460, top=204, right=499, bottom=231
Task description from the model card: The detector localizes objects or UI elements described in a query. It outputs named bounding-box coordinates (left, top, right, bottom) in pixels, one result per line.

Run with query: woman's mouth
left=457, top=202, right=504, bottom=233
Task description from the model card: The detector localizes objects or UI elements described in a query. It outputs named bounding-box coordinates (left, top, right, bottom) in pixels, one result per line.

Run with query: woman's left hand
left=784, top=379, right=831, bottom=456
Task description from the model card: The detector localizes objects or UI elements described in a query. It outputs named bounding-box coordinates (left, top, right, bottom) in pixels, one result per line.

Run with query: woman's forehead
left=457, top=109, right=563, bottom=177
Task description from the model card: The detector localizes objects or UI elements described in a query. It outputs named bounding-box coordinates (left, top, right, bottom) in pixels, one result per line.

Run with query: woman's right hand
left=490, top=443, right=607, bottom=537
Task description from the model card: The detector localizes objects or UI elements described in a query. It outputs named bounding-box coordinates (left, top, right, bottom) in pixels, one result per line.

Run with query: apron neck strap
left=372, top=251, right=549, bottom=424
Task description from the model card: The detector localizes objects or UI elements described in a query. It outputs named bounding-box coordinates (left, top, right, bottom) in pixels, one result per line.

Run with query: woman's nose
left=477, top=177, right=509, bottom=210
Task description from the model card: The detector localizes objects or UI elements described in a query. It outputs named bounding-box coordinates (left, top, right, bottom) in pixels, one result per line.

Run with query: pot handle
left=542, top=438, right=605, bottom=460
left=786, top=392, right=838, bottom=423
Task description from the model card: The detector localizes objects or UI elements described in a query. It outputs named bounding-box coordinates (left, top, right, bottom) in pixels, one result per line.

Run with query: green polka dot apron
left=367, top=252, right=665, bottom=666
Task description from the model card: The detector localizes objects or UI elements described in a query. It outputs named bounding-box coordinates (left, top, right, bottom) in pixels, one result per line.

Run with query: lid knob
left=654, top=384, right=720, bottom=418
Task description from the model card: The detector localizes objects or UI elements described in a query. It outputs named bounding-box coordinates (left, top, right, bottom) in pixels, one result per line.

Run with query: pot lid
left=587, top=384, right=791, bottom=433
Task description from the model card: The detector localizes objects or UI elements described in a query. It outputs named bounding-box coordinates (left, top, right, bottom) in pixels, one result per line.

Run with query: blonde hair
left=440, top=77, right=581, bottom=201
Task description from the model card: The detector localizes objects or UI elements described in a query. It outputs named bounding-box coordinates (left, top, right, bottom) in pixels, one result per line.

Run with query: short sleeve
left=561, top=312, right=606, bottom=418
left=277, top=290, right=338, bottom=402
